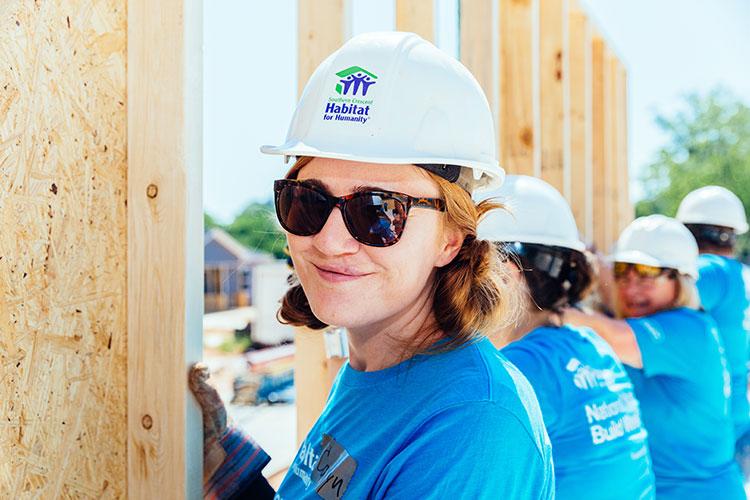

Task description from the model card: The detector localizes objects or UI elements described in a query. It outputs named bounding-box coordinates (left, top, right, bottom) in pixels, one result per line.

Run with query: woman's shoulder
left=638, top=308, right=719, bottom=345
left=417, top=338, right=543, bottom=415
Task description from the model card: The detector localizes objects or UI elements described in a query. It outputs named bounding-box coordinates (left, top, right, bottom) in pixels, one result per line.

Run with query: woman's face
left=615, top=267, right=677, bottom=318
left=287, top=158, right=462, bottom=330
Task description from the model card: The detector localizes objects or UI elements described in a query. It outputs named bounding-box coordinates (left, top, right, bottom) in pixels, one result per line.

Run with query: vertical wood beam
left=603, top=49, right=618, bottom=250
left=298, top=0, right=350, bottom=96
left=591, top=35, right=607, bottom=251
left=460, top=0, right=498, bottom=135
left=567, top=2, right=593, bottom=242
left=396, top=0, right=435, bottom=42
left=499, top=0, right=540, bottom=176
left=128, top=0, right=203, bottom=497
left=539, top=0, right=570, bottom=197
left=616, top=62, right=632, bottom=231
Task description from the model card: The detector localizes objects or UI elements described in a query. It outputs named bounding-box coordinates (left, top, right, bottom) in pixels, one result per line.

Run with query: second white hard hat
left=676, top=185, right=748, bottom=234
left=611, top=214, right=699, bottom=278
left=261, top=31, right=503, bottom=193
left=477, top=175, right=585, bottom=251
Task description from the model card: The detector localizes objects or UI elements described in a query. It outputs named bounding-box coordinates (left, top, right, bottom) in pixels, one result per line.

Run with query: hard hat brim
left=609, top=249, right=698, bottom=279
left=260, top=141, right=504, bottom=192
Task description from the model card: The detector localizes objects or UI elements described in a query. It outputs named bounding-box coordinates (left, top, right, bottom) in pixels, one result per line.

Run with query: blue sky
left=204, top=0, right=750, bottom=223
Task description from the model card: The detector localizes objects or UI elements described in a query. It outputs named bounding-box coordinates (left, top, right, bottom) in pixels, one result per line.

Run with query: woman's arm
left=562, top=308, right=643, bottom=369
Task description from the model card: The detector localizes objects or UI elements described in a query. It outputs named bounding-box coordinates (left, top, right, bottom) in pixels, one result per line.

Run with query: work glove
left=189, top=363, right=271, bottom=499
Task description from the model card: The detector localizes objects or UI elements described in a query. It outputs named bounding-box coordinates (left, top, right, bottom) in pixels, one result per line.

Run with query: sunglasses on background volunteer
left=613, top=262, right=676, bottom=280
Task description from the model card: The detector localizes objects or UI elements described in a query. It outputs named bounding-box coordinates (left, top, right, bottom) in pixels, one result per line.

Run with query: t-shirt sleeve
left=502, top=345, right=561, bottom=431
left=626, top=314, right=693, bottom=378
left=696, top=257, right=728, bottom=311
left=374, top=401, right=554, bottom=499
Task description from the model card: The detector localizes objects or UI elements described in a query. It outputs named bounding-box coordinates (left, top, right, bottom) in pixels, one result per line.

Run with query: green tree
left=224, top=201, right=287, bottom=259
left=635, top=88, right=750, bottom=260
left=204, top=212, right=220, bottom=230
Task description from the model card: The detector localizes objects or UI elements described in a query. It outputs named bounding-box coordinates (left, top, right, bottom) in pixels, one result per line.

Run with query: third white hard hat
left=261, top=31, right=503, bottom=193
left=676, top=185, right=748, bottom=234
left=611, top=214, right=699, bottom=278
left=477, top=175, right=585, bottom=251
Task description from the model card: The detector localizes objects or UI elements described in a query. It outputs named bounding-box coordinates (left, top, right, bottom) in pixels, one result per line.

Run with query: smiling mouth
left=313, top=264, right=371, bottom=283
left=624, top=300, right=651, bottom=313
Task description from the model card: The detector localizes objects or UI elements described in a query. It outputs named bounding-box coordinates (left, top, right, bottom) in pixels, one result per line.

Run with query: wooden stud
left=396, top=0, right=435, bottom=42
left=298, top=0, right=350, bottom=96
left=539, top=0, right=570, bottom=198
left=460, top=0, right=498, bottom=132
left=499, top=0, right=540, bottom=176
left=603, top=50, right=618, bottom=250
left=591, top=35, right=607, bottom=252
left=616, top=62, right=632, bottom=231
left=128, top=0, right=203, bottom=497
left=294, top=328, right=330, bottom=444
left=567, top=2, right=593, bottom=242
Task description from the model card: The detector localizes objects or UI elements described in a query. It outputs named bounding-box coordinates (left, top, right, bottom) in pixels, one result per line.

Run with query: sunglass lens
left=634, top=263, right=663, bottom=278
left=345, top=194, right=407, bottom=246
left=275, top=182, right=331, bottom=235
left=613, top=262, right=630, bottom=278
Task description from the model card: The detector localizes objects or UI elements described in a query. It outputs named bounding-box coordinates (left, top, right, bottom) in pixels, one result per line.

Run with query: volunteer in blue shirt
left=478, top=175, right=655, bottom=500
left=564, top=214, right=744, bottom=499
left=189, top=32, right=554, bottom=499
left=677, top=185, right=750, bottom=474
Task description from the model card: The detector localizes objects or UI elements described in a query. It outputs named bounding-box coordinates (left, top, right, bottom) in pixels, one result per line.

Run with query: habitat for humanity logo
left=335, top=66, right=377, bottom=96
left=323, top=66, right=377, bottom=125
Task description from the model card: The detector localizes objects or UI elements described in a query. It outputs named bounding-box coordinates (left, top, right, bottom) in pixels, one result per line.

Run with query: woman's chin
left=309, top=301, right=371, bottom=330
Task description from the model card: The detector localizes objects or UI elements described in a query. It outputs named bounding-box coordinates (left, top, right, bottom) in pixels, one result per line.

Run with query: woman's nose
left=310, top=207, right=360, bottom=255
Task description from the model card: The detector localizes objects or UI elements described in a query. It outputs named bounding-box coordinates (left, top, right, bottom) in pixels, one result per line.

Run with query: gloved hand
left=189, top=363, right=271, bottom=498
left=189, top=362, right=229, bottom=482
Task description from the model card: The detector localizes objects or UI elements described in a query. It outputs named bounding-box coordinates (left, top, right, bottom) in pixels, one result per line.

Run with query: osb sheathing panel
left=0, top=1, right=127, bottom=498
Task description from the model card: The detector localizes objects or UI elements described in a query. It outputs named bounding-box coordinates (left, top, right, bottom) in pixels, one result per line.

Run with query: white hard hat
left=261, top=31, right=503, bottom=193
left=611, top=214, right=698, bottom=278
left=676, top=185, right=748, bottom=234
left=477, top=175, right=585, bottom=251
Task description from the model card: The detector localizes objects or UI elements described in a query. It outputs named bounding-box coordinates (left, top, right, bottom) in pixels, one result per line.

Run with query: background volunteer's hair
left=277, top=157, right=522, bottom=355
left=512, top=248, right=595, bottom=313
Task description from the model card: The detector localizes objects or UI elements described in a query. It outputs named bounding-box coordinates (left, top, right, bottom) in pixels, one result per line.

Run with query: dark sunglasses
left=613, top=262, right=673, bottom=280
left=273, top=179, right=446, bottom=247
left=501, top=242, right=578, bottom=279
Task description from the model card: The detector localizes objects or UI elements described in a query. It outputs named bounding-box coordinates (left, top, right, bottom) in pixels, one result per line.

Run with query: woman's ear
left=435, top=224, right=464, bottom=268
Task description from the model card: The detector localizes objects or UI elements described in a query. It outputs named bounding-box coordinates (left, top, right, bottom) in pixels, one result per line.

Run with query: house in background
left=204, top=228, right=275, bottom=312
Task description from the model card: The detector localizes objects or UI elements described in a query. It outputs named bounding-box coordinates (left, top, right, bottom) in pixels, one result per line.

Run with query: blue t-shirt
left=503, top=325, right=655, bottom=500
left=625, top=308, right=744, bottom=499
left=696, top=254, right=750, bottom=438
left=275, top=338, right=554, bottom=499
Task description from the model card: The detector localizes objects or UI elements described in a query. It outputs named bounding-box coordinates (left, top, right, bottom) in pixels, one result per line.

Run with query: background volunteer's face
left=287, top=158, right=458, bottom=330
left=615, top=268, right=677, bottom=318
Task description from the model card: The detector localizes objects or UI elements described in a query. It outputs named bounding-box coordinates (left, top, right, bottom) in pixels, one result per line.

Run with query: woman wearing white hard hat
left=189, top=32, right=554, bottom=498
left=677, top=185, right=750, bottom=475
left=479, top=176, right=655, bottom=499
left=564, top=214, right=743, bottom=498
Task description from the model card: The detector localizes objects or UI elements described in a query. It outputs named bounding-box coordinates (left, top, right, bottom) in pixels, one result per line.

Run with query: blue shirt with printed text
left=274, top=337, right=554, bottom=499
left=696, top=254, right=750, bottom=439
left=503, top=325, right=655, bottom=500
left=625, top=307, right=744, bottom=499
